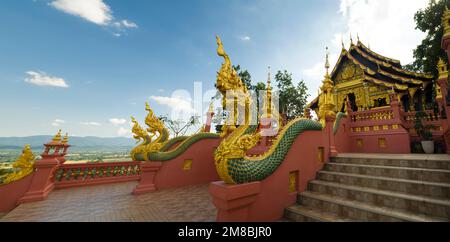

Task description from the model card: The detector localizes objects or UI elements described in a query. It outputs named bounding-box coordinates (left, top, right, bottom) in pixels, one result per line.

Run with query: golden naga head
left=131, top=116, right=148, bottom=143
left=3, top=144, right=35, bottom=184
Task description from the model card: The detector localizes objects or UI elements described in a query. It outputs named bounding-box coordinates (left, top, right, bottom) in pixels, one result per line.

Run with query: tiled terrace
left=0, top=182, right=216, bottom=222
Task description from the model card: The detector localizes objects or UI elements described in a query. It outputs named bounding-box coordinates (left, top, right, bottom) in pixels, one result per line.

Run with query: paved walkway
left=0, top=182, right=216, bottom=222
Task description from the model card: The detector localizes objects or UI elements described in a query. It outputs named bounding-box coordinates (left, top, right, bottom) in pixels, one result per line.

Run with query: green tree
left=254, top=82, right=267, bottom=114
left=159, top=115, right=200, bottom=137
left=406, top=0, right=450, bottom=78
left=275, top=70, right=310, bottom=120
left=233, top=65, right=253, bottom=91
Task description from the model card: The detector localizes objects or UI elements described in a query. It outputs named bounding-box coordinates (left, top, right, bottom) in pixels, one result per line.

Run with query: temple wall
left=0, top=174, right=33, bottom=212
left=210, top=129, right=329, bottom=222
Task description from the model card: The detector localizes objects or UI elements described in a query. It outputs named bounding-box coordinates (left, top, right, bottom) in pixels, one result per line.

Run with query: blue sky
left=0, top=0, right=430, bottom=137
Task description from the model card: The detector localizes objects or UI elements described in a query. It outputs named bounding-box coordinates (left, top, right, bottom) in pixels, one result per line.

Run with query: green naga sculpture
left=130, top=102, right=220, bottom=162
left=213, top=36, right=324, bottom=185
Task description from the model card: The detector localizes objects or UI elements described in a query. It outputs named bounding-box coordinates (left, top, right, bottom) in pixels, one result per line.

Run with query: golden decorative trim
left=289, top=171, right=298, bottom=193
left=357, top=41, right=401, bottom=65
left=356, top=139, right=363, bottom=148
left=183, top=159, right=193, bottom=170
left=352, top=45, right=432, bottom=79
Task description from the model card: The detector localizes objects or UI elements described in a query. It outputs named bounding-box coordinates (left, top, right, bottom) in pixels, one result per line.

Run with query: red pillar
left=203, top=111, right=215, bottom=133
left=325, top=115, right=338, bottom=157
left=209, top=181, right=261, bottom=222
left=132, top=162, right=163, bottom=195
left=18, top=157, right=59, bottom=204
left=390, top=92, right=403, bottom=124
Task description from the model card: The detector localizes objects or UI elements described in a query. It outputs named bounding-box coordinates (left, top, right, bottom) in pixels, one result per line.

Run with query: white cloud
left=150, top=95, right=196, bottom=120
left=113, top=20, right=138, bottom=29
left=109, top=118, right=127, bottom=126
left=117, top=127, right=131, bottom=137
left=336, top=0, right=428, bottom=65
left=51, top=119, right=65, bottom=127
left=80, top=121, right=102, bottom=126
left=50, top=0, right=112, bottom=25
left=303, top=54, right=339, bottom=80
left=50, top=0, right=138, bottom=32
left=25, top=71, right=69, bottom=88
left=240, top=36, right=251, bottom=41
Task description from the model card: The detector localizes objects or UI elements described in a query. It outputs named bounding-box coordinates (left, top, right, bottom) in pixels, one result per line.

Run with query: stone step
left=331, top=154, right=450, bottom=170
left=309, top=180, right=450, bottom=218
left=317, top=171, right=450, bottom=199
left=297, top=191, right=447, bottom=222
left=324, top=163, right=450, bottom=183
left=285, top=206, right=350, bottom=222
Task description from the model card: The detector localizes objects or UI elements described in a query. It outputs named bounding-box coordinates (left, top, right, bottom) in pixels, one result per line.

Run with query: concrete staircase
left=285, top=154, right=450, bottom=222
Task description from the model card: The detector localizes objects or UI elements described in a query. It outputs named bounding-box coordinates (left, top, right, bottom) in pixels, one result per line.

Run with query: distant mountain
left=0, top=136, right=135, bottom=150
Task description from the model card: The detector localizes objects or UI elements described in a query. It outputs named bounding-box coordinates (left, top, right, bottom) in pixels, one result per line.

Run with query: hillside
left=0, top=136, right=135, bottom=150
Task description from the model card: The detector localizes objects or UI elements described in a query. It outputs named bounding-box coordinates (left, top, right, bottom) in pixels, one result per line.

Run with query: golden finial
left=325, top=47, right=330, bottom=76
left=438, top=58, right=448, bottom=80
left=61, top=133, right=69, bottom=144
left=52, top=129, right=62, bottom=142
left=341, top=35, right=345, bottom=49
left=357, top=33, right=360, bottom=42
left=208, top=101, right=214, bottom=113
left=267, top=66, right=272, bottom=89
left=350, top=33, right=353, bottom=45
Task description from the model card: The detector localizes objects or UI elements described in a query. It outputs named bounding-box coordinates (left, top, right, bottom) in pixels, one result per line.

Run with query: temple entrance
left=348, top=93, right=358, bottom=112
left=340, top=93, right=358, bottom=112
left=401, top=95, right=410, bottom=112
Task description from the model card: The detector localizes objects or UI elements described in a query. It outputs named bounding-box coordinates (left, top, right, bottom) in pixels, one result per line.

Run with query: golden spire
left=341, top=35, right=345, bottom=49
left=62, top=133, right=69, bottom=144
left=263, top=66, right=273, bottom=117
left=52, top=129, right=62, bottom=142
left=350, top=33, right=353, bottom=45
left=438, top=58, right=448, bottom=80
left=445, top=5, right=450, bottom=37
left=325, top=47, right=330, bottom=77
left=208, top=101, right=214, bottom=113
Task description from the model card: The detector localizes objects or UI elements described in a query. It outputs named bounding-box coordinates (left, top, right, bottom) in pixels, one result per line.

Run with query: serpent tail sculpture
left=333, top=112, right=347, bottom=135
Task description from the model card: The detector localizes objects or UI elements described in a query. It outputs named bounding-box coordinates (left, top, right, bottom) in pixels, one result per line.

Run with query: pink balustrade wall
left=210, top=127, right=330, bottom=222
left=54, top=161, right=141, bottom=189
left=133, top=138, right=221, bottom=195
left=0, top=174, right=33, bottom=212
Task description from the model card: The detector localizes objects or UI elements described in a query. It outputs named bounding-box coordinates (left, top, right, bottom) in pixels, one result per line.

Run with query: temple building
left=308, top=38, right=435, bottom=114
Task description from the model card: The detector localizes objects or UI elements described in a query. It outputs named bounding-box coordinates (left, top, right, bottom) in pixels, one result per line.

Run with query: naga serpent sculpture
left=130, top=100, right=220, bottom=162
left=213, top=36, right=324, bottom=185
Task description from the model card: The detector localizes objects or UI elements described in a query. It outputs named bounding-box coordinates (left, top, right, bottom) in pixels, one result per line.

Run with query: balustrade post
left=390, top=93, right=402, bottom=124
left=209, top=181, right=261, bottom=222
left=18, top=157, right=60, bottom=204
left=204, top=111, right=215, bottom=133
left=132, top=162, right=163, bottom=195
left=326, top=115, right=338, bottom=157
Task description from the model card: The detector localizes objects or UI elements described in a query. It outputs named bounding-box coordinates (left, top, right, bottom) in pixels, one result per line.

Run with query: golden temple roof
left=330, top=41, right=433, bottom=91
